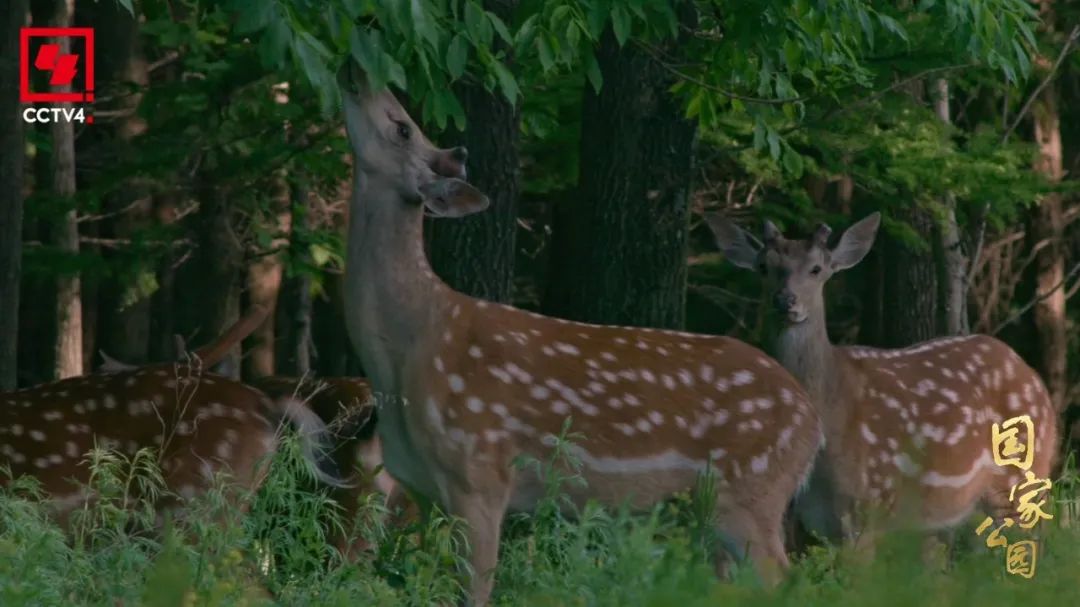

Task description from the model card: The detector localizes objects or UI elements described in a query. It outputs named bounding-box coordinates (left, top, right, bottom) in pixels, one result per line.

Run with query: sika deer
left=249, top=375, right=416, bottom=556
left=338, top=62, right=824, bottom=605
left=0, top=307, right=344, bottom=524
left=708, top=212, right=1060, bottom=551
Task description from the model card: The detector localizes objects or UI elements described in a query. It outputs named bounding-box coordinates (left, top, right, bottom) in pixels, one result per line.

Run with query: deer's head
left=707, top=212, right=881, bottom=324
left=339, top=62, right=489, bottom=218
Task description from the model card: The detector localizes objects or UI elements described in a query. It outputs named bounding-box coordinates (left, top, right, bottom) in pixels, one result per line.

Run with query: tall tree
left=49, top=0, right=82, bottom=379
left=932, top=78, right=970, bottom=336
left=543, top=16, right=696, bottom=328
left=427, top=0, right=521, bottom=303
left=1028, top=0, right=1068, bottom=411
left=86, top=0, right=153, bottom=365
left=0, top=0, right=28, bottom=389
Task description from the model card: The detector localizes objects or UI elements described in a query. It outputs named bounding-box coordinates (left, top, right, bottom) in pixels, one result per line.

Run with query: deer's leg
left=715, top=505, right=789, bottom=587
left=448, top=482, right=511, bottom=607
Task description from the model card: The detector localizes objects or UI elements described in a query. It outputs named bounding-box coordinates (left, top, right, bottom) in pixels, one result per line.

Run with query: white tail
left=249, top=375, right=415, bottom=556
left=709, top=212, right=1060, bottom=547
left=1, top=307, right=344, bottom=524
left=338, top=63, right=824, bottom=605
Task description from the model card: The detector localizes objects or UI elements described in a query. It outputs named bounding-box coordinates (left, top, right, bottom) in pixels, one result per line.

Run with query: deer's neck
left=775, top=298, right=843, bottom=425
left=344, top=171, right=447, bottom=391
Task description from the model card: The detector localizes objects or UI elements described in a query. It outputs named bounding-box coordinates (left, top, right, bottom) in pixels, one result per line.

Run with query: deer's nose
left=774, top=291, right=797, bottom=312
left=431, top=147, right=468, bottom=179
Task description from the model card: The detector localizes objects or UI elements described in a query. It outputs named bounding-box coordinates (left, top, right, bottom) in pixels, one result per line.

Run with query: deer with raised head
left=1, top=305, right=344, bottom=524
left=338, top=62, right=825, bottom=605
left=708, top=212, right=1060, bottom=552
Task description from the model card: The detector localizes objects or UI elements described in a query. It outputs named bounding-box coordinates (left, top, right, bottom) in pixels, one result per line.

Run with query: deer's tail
left=269, top=396, right=353, bottom=489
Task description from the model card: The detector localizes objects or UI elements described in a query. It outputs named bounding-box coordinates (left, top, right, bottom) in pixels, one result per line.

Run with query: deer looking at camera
left=1, top=305, right=344, bottom=525
left=338, top=62, right=825, bottom=605
left=708, top=212, right=1060, bottom=551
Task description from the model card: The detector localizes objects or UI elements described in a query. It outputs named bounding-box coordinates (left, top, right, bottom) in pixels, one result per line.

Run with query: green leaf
left=537, top=35, right=555, bottom=72
left=516, top=14, right=539, bottom=50
left=258, top=17, right=291, bottom=68
left=611, top=5, right=631, bottom=46
left=491, top=60, right=520, bottom=104
left=447, top=34, right=469, bottom=80
left=781, top=142, right=804, bottom=177
left=877, top=14, right=908, bottom=41
left=766, top=127, right=780, bottom=160
left=584, top=50, right=603, bottom=93
left=411, top=0, right=439, bottom=45
left=753, top=118, right=766, bottom=151
left=234, top=0, right=274, bottom=34
left=586, top=0, right=609, bottom=39
left=465, top=1, right=492, bottom=47
left=488, top=11, right=513, bottom=45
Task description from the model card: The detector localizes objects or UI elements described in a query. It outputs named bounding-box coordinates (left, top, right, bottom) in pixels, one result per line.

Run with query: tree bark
left=187, top=189, right=243, bottom=378
left=932, top=79, right=969, bottom=336
left=881, top=206, right=939, bottom=347
left=50, top=0, right=82, bottom=379
left=276, top=182, right=313, bottom=376
left=243, top=183, right=291, bottom=378
left=1029, top=56, right=1068, bottom=411
left=427, top=0, right=520, bottom=303
left=542, top=17, right=697, bottom=329
left=0, top=0, right=28, bottom=389
left=90, top=0, right=153, bottom=365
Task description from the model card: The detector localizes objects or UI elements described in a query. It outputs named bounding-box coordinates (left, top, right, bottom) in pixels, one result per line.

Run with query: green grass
left=1, top=438, right=1077, bottom=607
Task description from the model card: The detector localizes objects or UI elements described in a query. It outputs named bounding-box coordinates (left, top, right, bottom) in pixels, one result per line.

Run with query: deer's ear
left=705, top=213, right=762, bottom=270
left=421, top=178, right=490, bottom=218
left=830, top=212, right=881, bottom=271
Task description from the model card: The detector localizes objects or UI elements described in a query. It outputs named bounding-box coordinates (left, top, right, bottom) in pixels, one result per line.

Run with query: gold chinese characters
left=975, top=415, right=1053, bottom=579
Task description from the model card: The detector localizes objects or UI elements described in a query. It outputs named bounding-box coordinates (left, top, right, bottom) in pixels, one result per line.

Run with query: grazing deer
left=338, top=63, right=825, bottom=605
left=0, top=306, right=344, bottom=525
left=249, top=375, right=416, bottom=556
left=708, top=212, right=1060, bottom=551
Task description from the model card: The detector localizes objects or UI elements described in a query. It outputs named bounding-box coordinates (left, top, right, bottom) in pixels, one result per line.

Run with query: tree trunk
left=932, top=79, right=969, bottom=336
left=427, top=0, right=521, bottom=303
left=91, top=0, right=153, bottom=365
left=243, top=185, right=291, bottom=378
left=1030, top=70, right=1068, bottom=412
left=149, top=193, right=179, bottom=361
left=188, top=190, right=243, bottom=378
left=542, top=17, right=697, bottom=329
left=50, top=0, right=82, bottom=379
left=881, top=206, right=938, bottom=347
left=276, top=182, right=313, bottom=376
left=0, top=0, right=28, bottom=389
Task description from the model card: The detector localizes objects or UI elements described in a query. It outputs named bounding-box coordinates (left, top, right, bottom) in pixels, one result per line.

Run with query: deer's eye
left=811, top=265, right=822, bottom=275
left=395, top=121, right=412, bottom=140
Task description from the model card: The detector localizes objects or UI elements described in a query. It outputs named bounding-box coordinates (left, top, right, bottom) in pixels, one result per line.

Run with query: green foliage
left=2, top=440, right=1080, bottom=605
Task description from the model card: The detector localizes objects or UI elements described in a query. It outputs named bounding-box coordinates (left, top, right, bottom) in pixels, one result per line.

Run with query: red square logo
left=19, top=27, right=95, bottom=103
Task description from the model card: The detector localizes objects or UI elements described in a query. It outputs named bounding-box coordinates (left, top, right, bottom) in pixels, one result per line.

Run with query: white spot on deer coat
left=921, top=450, right=993, bottom=488
left=732, top=370, right=755, bottom=386
left=448, top=374, right=466, bottom=394
left=860, top=424, right=878, bottom=445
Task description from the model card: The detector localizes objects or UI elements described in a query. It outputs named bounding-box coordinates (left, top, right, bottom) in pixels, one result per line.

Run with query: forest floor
left=1, top=439, right=1078, bottom=606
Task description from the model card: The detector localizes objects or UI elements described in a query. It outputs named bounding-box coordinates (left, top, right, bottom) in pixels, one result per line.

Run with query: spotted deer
left=249, top=375, right=417, bottom=556
left=0, top=307, right=344, bottom=525
left=708, top=212, right=1060, bottom=551
left=338, top=63, right=824, bottom=605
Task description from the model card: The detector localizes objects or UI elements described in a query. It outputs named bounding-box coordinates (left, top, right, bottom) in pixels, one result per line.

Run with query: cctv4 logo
left=19, top=27, right=95, bottom=124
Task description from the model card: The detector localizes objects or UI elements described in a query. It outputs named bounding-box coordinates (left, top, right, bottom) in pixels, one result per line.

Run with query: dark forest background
left=3, top=0, right=1080, bottom=446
